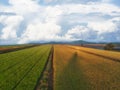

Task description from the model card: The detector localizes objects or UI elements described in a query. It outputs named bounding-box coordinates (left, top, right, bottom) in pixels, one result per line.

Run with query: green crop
left=0, top=45, right=51, bottom=90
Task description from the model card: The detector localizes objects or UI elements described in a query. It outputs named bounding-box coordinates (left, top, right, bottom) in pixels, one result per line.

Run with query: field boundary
left=0, top=45, right=40, bottom=54
left=49, top=45, right=54, bottom=90
left=68, top=46, right=120, bottom=63
left=34, top=45, right=54, bottom=90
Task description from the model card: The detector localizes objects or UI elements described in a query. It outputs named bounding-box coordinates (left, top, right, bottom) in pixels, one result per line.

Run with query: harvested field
left=54, top=45, right=120, bottom=90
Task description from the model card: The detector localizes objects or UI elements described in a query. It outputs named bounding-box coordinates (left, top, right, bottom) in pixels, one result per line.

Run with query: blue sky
left=0, top=0, right=120, bottom=44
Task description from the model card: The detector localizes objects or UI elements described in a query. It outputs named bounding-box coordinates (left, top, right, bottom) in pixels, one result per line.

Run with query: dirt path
left=34, top=46, right=54, bottom=90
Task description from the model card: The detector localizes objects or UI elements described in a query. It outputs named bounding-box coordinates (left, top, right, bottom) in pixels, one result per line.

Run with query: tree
left=104, top=43, right=115, bottom=50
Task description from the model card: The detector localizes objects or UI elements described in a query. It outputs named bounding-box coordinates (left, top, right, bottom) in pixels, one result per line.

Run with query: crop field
left=0, top=44, right=120, bottom=90
left=82, top=44, right=105, bottom=49
left=54, top=45, right=120, bottom=90
left=0, top=44, right=32, bottom=50
left=0, top=44, right=36, bottom=54
left=0, top=45, right=51, bottom=90
left=68, top=45, right=120, bottom=61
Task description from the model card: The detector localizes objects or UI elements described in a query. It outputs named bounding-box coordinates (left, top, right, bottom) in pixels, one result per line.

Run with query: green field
left=0, top=44, right=36, bottom=54
left=0, top=44, right=33, bottom=49
left=0, top=45, right=51, bottom=90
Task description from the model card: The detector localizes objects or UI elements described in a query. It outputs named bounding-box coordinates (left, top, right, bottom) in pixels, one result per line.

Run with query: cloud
left=0, top=15, right=23, bottom=40
left=64, top=16, right=120, bottom=42
left=87, top=21, right=116, bottom=34
left=0, top=0, right=41, bottom=17
left=61, top=3, right=120, bottom=16
left=18, top=22, right=61, bottom=44
left=42, top=0, right=100, bottom=4
left=64, top=25, right=98, bottom=41
left=0, top=0, right=120, bottom=44
left=65, top=25, right=88, bottom=40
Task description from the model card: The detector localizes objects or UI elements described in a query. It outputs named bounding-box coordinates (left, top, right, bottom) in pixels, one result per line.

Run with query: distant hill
left=28, top=40, right=120, bottom=45
left=67, top=40, right=93, bottom=44
left=41, top=40, right=93, bottom=45
left=1, top=40, right=120, bottom=46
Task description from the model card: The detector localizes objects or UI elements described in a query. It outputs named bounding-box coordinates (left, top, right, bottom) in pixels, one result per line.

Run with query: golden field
left=53, top=45, right=120, bottom=90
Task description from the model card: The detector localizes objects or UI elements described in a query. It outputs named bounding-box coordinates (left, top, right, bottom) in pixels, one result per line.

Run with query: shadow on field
left=56, top=52, right=88, bottom=90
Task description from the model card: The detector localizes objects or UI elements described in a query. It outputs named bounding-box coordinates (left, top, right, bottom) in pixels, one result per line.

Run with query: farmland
left=82, top=44, right=105, bottom=49
left=54, top=45, right=120, bottom=90
left=0, top=44, right=37, bottom=54
left=0, top=44, right=120, bottom=90
left=75, top=44, right=120, bottom=51
left=0, top=45, right=51, bottom=90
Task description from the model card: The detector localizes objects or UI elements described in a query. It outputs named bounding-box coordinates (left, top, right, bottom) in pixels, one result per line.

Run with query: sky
left=0, top=0, right=120, bottom=44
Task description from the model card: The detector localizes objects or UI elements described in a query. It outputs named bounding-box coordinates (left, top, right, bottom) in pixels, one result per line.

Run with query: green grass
left=0, top=45, right=51, bottom=90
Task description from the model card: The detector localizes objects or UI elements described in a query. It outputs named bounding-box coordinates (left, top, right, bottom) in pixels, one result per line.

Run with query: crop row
left=0, top=45, right=51, bottom=90
left=0, top=46, right=46, bottom=84
left=0, top=46, right=40, bottom=73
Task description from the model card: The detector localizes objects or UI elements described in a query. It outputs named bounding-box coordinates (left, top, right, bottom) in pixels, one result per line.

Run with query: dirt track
left=34, top=46, right=54, bottom=90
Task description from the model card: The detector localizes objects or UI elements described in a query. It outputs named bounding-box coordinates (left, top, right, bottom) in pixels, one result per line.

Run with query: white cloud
left=64, top=25, right=98, bottom=41
left=18, top=22, right=61, bottom=44
left=0, top=0, right=42, bottom=18
left=87, top=21, right=116, bottom=34
left=42, top=0, right=102, bottom=4
left=0, top=15, right=23, bottom=40
left=44, top=6, right=63, bottom=23
left=0, top=0, right=120, bottom=44
left=9, top=0, right=41, bottom=15
left=61, top=3, right=120, bottom=16
left=64, top=16, right=120, bottom=41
